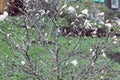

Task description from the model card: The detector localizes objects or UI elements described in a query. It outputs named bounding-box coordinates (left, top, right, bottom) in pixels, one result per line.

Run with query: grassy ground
left=0, top=16, right=120, bottom=80
left=1, top=33, right=120, bottom=79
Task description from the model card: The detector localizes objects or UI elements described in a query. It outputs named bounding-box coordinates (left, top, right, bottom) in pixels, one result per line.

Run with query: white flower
left=91, top=63, right=95, bottom=66
left=45, top=0, right=49, bottom=3
left=105, top=23, right=112, bottom=28
left=59, top=11, right=63, bottom=15
left=45, top=33, right=47, bottom=36
left=71, top=22, right=75, bottom=25
left=101, top=49, right=106, bottom=58
left=0, top=11, right=8, bottom=21
left=25, top=0, right=30, bottom=3
left=97, top=12, right=104, bottom=16
left=112, top=41, right=117, bottom=44
left=84, top=19, right=92, bottom=29
left=101, top=49, right=104, bottom=53
left=57, top=28, right=61, bottom=33
left=92, top=30, right=97, bottom=34
left=3, top=11, right=8, bottom=18
left=102, top=53, right=107, bottom=58
left=105, top=23, right=112, bottom=32
left=81, top=9, right=88, bottom=15
left=92, top=52, right=95, bottom=56
left=101, top=70, right=104, bottom=73
left=92, top=35, right=97, bottom=38
left=117, top=21, right=120, bottom=26
left=21, top=61, right=26, bottom=66
left=101, top=76, right=104, bottom=79
left=112, top=35, right=117, bottom=40
left=0, top=15, right=5, bottom=21
left=89, top=49, right=93, bottom=52
left=75, top=5, right=79, bottom=9
left=7, top=34, right=10, bottom=38
left=39, top=9, right=46, bottom=16
left=77, top=14, right=83, bottom=18
left=46, top=10, right=50, bottom=14
left=67, top=6, right=76, bottom=14
left=60, top=4, right=67, bottom=11
left=70, top=60, right=78, bottom=66
left=106, top=19, right=109, bottom=23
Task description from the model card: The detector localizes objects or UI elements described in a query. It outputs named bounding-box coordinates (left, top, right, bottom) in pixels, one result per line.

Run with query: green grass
left=0, top=20, right=119, bottom=78
left=0, top=17, right=120, bottom=79
left=0, top=33, right=120, bottom=79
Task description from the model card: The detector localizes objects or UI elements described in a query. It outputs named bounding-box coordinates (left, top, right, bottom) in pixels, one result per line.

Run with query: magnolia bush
left=0, top=0, right=120, bottom=80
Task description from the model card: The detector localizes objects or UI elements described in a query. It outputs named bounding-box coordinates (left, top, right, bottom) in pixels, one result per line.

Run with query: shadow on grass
left=107, top=52, right=120, bottom=63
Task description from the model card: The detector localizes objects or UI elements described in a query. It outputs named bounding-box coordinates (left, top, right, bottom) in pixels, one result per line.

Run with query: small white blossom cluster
left=67, top=6, right=76, bottom=14
left=83, top=19, right=92, bottom=29
left=81, top=9, right=89, bottom=16
left=97, top=12, right=104, bottom=17
left=21, top=61, right=26, bottom=66
left=60, top=4, right=67, bottom=11
left=105, top=23, right=112, bottom=33
left=76, top=8, right=89, bottom=18
left=112, top=35, right=118, bottom=44
left=101, top=49, right=106, bottom=58
left=70, top=60, right=78, bottom=67
left=92, top=30, right=97, bottom=37
left=0, top=11, right=8, bottom=21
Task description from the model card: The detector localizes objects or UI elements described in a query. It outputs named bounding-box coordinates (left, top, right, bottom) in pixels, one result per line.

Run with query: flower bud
left=21, top=61, right=26, bottom=66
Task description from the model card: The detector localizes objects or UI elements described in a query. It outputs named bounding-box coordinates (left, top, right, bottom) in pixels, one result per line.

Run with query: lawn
left=1, top=30, right=120, bottom=80
left=0, top=1, right=120, bottom=79
left=0, top=19, right=120, bottom=79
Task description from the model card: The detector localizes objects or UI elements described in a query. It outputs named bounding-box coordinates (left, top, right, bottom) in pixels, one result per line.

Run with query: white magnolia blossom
left=84, top=19, right=92, bottom=29
left=7, top=34, right=10, bottom=38
left=0, top=11, right=8, bottom=21
left=67, top=6, right=76, bottom=14
left=112, top=35, right=117, bottom=40
left=105, top=23, right=112, bottom=32
left=112, top=35, right=118, bottom=44
left=112, top=41, right=117, bottom=44
left=101, top=76, right=104, bottom=79
left=116, top=20, right=120, bottom=26
left=3, top=11, right=8, bottom=17
left=57, top=28, right=61, bottom=33
left=70, top=60, right=78, bottom=66
left=92, top=30, right=97, bottom=34
left=91, top=63, right=94, bottom=67
left=81, top=9, right=88, bottom=15
left=60, top=4, right=67, bottom=11
left=101, top=49, right=106, bottom=58
left=89, top=49, right=93, bottom=52
left=75, top=5, right=79, bottom=9
left=77, top=14, right=83, bottom=18
left=102, top=53, right=106, bottom=58
left=71, top=22, right=75, bottom=25
left=92, top=51, right=95, bottom=56
left=105, top=23, right=112, bottom=28
left=59, top=11, right=63, bottom=15
left=101, top=70, right=104, bottom=73
left=97, top=12, right=104, bottom=16
left=39, top=9, right=46, bottom=16
left=117, top=22, right=120, bottom=26
left=45, top=0, right=49, bottom=3
left=45, top=33, right=47, bottom=36
left=21, top=61, right=26, bottom=66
